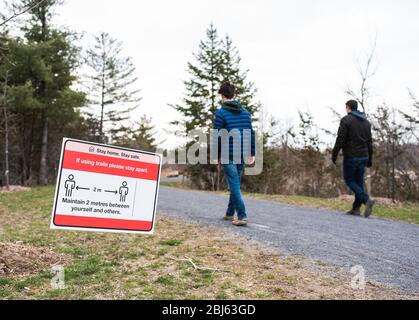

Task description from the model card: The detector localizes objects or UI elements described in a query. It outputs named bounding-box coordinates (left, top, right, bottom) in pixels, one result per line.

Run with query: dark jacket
left=332, top=111, right=373, bottom=164
left=212, top=100, right=255, bottom=162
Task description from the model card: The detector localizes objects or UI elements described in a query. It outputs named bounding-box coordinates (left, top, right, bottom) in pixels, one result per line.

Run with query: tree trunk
left=38, top=5, right=49, bottom=185
left=3, top=107, right=10, bottom=190
left=99, top=66, right=106, bottom=143
left=100, top=101, right=104, bottom=143
left=27, top=111, right=36, bottom=185
left=2, top=73, right=10, bottom=190
left=391, top=140, right=396, bottom=202
left=20, top=115, right=27, bottom=185
left=39, top=109, right=49, bottom=185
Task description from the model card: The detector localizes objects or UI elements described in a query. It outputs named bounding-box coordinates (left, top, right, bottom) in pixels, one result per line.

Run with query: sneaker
left=346, top=208, right=361, bottom=216
left=232, top=219, right=248, bottom=227
left=223, top=216, right=234, bottom=221
left=364, top=199, right=376, bottom=218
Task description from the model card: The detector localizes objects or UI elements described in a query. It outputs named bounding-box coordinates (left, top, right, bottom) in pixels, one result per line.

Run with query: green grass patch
left=161, top=181, right=419, bottom=224
left=1, top=186, right=416, bottom=300
left=243, top=193, right=419, bottom=224
left=0, top=277, right=14, bottom=287
left=159, top=239, right=182, bottom=247
left=156, top=275, right=175, bottom=286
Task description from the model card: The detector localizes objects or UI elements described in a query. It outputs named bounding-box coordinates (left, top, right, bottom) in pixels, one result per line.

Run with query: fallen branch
left=169, top=256, right=231, bottom=273
left=185, top=256, right=199, bottom=270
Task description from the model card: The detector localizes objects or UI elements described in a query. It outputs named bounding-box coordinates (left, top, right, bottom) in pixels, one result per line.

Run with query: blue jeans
left=343, top=157, right=370, bottom=209
left=223, top=163, right=247, bottom=220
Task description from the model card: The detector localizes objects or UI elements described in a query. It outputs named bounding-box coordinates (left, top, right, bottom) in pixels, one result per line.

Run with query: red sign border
left=51, top=138, right=162, bottom=233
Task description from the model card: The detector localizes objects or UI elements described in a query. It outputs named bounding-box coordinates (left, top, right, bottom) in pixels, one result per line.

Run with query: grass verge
left=0, top=186, right=416, bottom=300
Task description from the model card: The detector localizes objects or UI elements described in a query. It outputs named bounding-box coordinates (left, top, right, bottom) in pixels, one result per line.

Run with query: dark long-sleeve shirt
left=332, top=111, right=373, bottom=162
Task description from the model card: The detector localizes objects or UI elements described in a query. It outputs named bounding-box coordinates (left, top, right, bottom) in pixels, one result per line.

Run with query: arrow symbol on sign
left=76, top=186, right=90, bottom=191
left=105, top=190, right=118, bottom=194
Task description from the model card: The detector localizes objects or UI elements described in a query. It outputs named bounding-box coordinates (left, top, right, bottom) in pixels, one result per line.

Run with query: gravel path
left=157, top=186, right=419, bottom=292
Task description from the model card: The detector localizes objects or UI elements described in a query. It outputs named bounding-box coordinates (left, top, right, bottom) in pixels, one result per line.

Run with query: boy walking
left=332, top=100, right=375, bottom=218
left=212, top=82, right=256, bottom=226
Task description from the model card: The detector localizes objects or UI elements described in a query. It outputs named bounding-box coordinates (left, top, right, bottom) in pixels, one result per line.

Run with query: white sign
left=51, top=138, right=162, bottom=234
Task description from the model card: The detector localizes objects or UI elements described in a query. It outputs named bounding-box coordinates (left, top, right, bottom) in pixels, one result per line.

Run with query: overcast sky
left=4, top=0, right=419, bottom=148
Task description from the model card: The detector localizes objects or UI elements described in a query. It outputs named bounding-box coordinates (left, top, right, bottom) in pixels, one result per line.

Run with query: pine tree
left=171, top=24, right=260, bottom=190
left=171, top=24, right=223, bottom=132
left=10, top=0, right=85, bottom=185
left=131, top=116, right=157, bottom=152
left=172, top=24, right=259, bottom=133
left=221, top=35, right=260, bottom=116
left=113, top=115, right=157, bottom=152
left=298, top=111, right=320, bottom=151
left=85, top=32, right=141, bottom=143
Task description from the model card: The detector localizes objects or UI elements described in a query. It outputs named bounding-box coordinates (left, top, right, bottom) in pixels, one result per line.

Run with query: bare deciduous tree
left=345, top=37, right=378, bottom=195
left=345, top=37, right=378, bottom=113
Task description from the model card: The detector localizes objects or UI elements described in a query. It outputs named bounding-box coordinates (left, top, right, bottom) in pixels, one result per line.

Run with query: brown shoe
left=364, top=199, right=376, bottom=218
left=223, top=216, right=234, bottom=221
left=346, top=208, right=361, bottom=216
left=232, top=219, right=248, bottom=227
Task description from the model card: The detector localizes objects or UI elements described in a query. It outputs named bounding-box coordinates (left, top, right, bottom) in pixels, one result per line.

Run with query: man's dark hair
left=346, top=100, right=358, bottom=111
left=218, top=82, right=236, bottom=100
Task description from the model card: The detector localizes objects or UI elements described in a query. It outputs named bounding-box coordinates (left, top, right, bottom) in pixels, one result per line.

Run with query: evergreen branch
left=0, top=0, right=49, bottom=27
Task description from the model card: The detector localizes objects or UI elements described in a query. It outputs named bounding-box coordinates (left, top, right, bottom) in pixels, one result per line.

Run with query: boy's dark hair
left=346, top=100, right=358, bottom=111
left=218, top=82, right=236, bottom=100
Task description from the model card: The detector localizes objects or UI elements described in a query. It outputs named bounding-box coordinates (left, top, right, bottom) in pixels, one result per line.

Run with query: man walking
left=332, top=100, right=375, bottom=218
left=212, top=82, right=256, bottom=227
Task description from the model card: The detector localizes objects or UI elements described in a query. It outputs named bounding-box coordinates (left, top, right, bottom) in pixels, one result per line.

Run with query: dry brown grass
left=0, top=187, right=417, bottom=300
left=0, top=243, right=71, bottom=277
left=0, top=186, right=31, bottom=193
left=144, top=215, right=417, bottom=300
